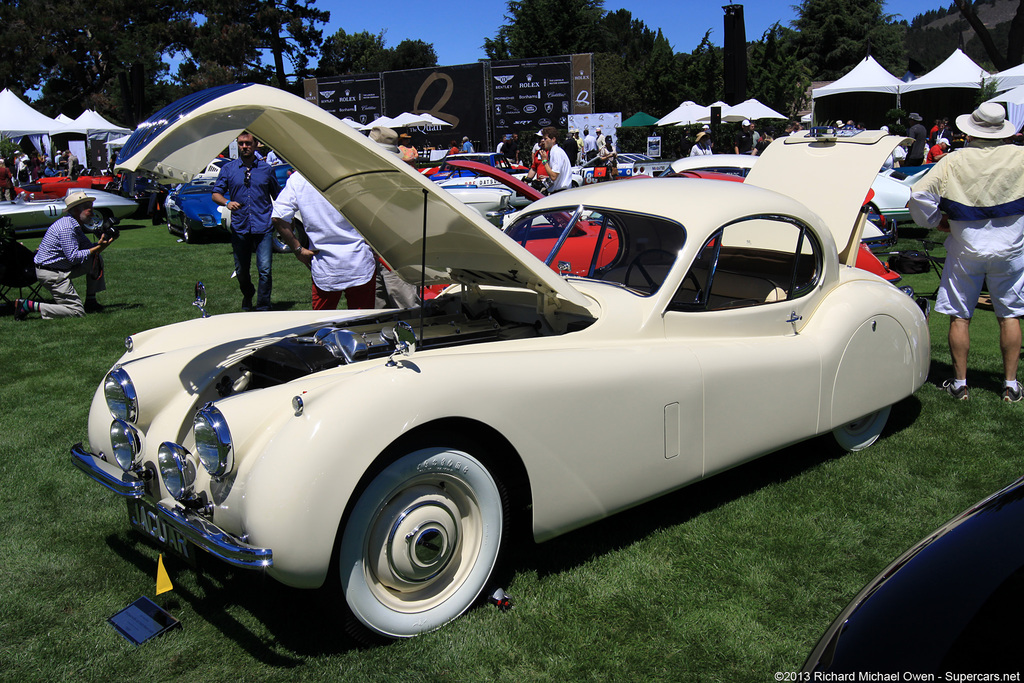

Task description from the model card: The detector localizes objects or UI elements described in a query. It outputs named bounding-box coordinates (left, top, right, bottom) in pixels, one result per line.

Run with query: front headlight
left=158, top=442, right=196, bottom=501
left=109, top=419, right=143, bottom=472
left=193, top=404, right=233, bottom=478
left=104, top=367, right=138, bottom=423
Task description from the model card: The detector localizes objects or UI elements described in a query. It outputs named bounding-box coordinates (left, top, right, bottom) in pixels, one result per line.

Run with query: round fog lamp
left=157, top=442, right=196, bottom=501
left=193, top=404, right=233, bottom=478
left=109, top=419, right=142, bottom=472
left=104, top=367, right=138, bottom=423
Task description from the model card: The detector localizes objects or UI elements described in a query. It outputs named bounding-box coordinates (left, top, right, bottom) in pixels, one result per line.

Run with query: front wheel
left=84, top=208, right=111, bottom=233
left=833, top=405, right=891, bottom=452
left=338, top=447, right=506, bottom=639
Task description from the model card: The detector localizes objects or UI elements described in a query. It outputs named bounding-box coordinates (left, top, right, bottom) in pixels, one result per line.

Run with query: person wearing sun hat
left=16, top=190, right=115, bottom=320
left=909, top=102, right=1024, bottom=402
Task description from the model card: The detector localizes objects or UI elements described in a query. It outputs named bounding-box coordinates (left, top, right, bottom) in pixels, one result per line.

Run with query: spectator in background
left=461, top=136, right=474, bottom=153
left=212, top=131, right=282, bottom=311
left=582, top=128, right=597, bottom=161
left=505, top=133, right=520, bottom=165
left=689, top=131, right=713, bottom=156
left=398, top=133, right=418, bottom=166
left=561, top=129, right=579, bottom=167
left=0, top=160, right=14, bottom=200
left=927, top=138, right=950, bottom=164
left=905, top=113, right=928, bottom=167
left=734, top=119, right=758, bottom=155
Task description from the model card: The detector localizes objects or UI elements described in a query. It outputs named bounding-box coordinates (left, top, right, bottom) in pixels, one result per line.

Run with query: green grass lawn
left=1, top=220, right=1021, bottom=682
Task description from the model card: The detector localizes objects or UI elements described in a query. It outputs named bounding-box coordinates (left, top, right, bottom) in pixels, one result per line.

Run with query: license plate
left=127, top=498, right=197, bottom=567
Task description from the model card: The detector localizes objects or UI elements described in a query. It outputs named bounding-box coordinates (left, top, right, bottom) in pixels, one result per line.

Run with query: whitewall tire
left=339, top=447, right=505, bottom=638
left=833, top=405, right=891, bottom=452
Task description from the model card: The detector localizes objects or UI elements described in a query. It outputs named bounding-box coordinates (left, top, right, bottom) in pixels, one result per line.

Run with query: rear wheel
left=338, top=447, right=506, bottom=639
left=833, top=405, right=891, bottom=452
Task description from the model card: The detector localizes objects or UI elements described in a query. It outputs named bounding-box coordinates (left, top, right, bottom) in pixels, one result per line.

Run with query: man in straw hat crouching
left=15, top=190, right=116, bottom=320
left=909, top=102, right=1024, bottom=402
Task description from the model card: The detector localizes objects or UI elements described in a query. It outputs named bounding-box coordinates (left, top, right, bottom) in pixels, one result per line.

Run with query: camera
left=99, top=225, right=120, bottom=241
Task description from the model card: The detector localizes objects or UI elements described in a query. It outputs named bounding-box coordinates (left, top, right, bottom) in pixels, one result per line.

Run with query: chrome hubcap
left=374, top=491, right=461, bottom=591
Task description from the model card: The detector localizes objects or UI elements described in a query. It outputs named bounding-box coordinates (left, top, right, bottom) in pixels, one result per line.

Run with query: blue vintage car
left=164, top=164, right=292, bottom=245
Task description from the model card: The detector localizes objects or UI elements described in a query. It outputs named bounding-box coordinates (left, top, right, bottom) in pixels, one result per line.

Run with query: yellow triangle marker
left=156, top=554, right=174, bottom=595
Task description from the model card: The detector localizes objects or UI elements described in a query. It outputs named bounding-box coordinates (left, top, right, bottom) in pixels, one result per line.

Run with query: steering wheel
left=624, top=249, right=675, bottom=293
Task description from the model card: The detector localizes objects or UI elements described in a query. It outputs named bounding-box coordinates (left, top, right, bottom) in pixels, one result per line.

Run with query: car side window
left=671, top=216, right=820, bottom=311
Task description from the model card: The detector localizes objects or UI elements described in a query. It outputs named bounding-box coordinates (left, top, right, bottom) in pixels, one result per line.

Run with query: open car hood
left=745, top=130, right=905, bottom=255
left=115, top=84, right=592, bottom=311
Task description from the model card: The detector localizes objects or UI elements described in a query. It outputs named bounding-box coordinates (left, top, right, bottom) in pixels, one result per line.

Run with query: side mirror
left=193, top=281, right=209, bottom=318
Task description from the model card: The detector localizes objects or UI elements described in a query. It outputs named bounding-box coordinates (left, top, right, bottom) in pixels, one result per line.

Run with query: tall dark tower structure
left=723, top=4, right=747, bottom=105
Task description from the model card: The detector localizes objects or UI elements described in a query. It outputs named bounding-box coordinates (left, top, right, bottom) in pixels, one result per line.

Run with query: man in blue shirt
left=213, top=131, right=281, bottom=311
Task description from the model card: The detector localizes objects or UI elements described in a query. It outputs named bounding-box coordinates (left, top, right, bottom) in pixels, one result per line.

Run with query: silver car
left=0, top=189, right=138, bottom=233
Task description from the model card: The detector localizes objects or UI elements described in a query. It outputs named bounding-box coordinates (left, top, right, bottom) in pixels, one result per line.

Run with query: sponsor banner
left=383, top=62, right=487, bottom=151
left=570, top=112, right=623, bottom=148
left=571, top=53, right=593, bottom=114
left=491, top=55, right=579, bottom=140
left=315, top=73, right=383, bottom=125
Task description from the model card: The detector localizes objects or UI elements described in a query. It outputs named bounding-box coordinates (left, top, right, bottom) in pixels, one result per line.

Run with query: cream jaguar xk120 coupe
left=72, top=84, right=929, bottom=640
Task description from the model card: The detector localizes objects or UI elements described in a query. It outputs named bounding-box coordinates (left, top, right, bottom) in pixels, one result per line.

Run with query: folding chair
left=0, top=237, right=44, bottom=315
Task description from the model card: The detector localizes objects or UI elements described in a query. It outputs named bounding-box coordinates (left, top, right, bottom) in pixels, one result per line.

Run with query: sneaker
left=13, top=298, right=29, bottom=321
left=84, top=300, right=105, bottom=313
left=1004, top=384, right=1023, bottom=403
left=941, top=379, right=969, bottom=401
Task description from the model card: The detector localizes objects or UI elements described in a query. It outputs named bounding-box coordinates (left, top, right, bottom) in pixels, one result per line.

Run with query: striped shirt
left=34, top=216, right=93, bottom=270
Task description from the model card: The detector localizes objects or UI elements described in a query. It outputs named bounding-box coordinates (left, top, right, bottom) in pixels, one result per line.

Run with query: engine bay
left=234, top=290, right=595, bottom=390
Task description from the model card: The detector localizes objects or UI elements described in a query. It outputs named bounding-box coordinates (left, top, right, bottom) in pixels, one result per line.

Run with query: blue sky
left=317, top=1, right=946, bottom=66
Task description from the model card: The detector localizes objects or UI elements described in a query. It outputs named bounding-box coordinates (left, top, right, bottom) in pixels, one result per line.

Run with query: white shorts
left=936, top=249, right=1024, bottom=319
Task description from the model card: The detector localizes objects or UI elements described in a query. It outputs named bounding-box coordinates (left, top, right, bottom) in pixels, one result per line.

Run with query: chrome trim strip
left=71, top=443, right=145, bottom=497
left=71, top=443, right=273, bottom=569
left=156, top=503, right=273, bottom=569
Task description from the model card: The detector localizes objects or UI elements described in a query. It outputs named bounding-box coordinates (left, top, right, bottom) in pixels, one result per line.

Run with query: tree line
left=1, top=0, right=1022, bottom=128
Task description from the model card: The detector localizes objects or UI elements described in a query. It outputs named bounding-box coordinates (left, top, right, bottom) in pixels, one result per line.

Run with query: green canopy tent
left=620, top=112, right=659, bottom=127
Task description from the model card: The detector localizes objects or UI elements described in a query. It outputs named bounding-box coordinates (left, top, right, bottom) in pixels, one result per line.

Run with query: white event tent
left=900, top=49, right=991, bottom=94
left=984, top=86, right=1024, bottom=134
left=994, top=63, right=1024, bottom=92
left=812, top=56, right=904, bottom=98
left=811, top=56, right=904, bottom=128
left=0, top=88, right=86, bottom=156
left=74, top=109, right=131, bottom=142
left=900, top=49, right=992, bottom=128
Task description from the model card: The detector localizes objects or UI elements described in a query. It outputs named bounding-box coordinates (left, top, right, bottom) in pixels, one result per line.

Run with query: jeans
left=231, top=230, right=273, bottom=310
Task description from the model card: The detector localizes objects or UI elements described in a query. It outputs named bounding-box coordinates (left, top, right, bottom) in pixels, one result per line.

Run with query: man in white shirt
left=535, top=126, right=572, bottom=194
left=271, top=172, right=377, bottom=310
left=582, top=128, right=597, bottom=161
left=909, top=102, right=1024, bottom=402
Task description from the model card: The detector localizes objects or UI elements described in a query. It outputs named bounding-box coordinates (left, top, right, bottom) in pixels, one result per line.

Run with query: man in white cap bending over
left=909, top=102, right=1024, bottom=402
left=16, top=190, right=116, bottom=319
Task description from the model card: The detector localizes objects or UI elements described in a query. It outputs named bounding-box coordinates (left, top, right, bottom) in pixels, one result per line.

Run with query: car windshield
left=505, top=205, right=686, bottom=296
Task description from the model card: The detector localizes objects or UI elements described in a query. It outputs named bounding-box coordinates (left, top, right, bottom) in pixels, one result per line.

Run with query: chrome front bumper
left=71, top=443, right=273, bottom=569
